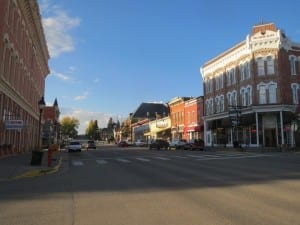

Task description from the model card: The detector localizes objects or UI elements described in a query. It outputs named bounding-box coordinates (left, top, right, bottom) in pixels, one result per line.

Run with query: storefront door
left=264, top=128, right=276, bottom=147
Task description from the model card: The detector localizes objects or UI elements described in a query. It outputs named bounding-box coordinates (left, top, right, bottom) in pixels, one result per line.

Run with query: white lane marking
left=196, top=154, right=269, bottom=161
left=215, top=153, right=251, bottom=157
left=72, top=160, right=84, bottom=166
left=116, top=158, right=131, bottom=163
left=136, top=157, right=151, bottom=162
left=187, top=154, right=222, bottom=158
left=173, top=156, right=188, bottom=159
left=96, top=159, right=107, bottom=165
left=153, top=156, right=170, bottom=160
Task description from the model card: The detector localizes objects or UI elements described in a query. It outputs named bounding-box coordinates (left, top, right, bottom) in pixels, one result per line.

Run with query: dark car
left=86, top=140, right=96, bottom=150
left=118, top=141, right=129, bottom=147
left=183, top=139, right=204, bottom=150
left=149, top=139, right=169, bottom=150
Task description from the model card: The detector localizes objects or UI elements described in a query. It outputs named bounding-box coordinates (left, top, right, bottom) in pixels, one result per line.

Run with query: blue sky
left=38, top=0, right=300, bottom=133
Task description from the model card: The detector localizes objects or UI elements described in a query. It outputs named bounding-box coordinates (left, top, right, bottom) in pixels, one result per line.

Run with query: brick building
left=183, top=96, right=204, bottom=141
left=0, top=0, right=49, bottom=156
left=42, top=99, right=60, bottom=148
left=168, top=97, right=193, bottom=140
left=200, top=22, right=300, bottom=148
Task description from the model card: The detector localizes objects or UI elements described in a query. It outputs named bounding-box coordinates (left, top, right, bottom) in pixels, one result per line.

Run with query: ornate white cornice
left=17, top=0, right=50, bottom=75
left=200, top=25, right=300, bottom=79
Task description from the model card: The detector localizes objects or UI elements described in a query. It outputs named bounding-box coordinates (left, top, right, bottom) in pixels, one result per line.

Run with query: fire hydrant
left=48, top=146, right=53, bottom=167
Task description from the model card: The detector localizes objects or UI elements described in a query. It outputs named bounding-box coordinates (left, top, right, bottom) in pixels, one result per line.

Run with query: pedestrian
left=246, top=136, right=250, bottom=148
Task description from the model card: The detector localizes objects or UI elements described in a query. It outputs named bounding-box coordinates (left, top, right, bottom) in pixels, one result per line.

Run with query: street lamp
left=31, top=96, right=46, bottom=165
left=38, top=96, right=46, bottom=150
left=228, top=105, right=242, bottom=148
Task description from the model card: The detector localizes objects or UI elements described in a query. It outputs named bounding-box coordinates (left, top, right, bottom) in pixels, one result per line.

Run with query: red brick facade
left=168, top=97, right=192, bottom=140
left=183, top=96, right=204, bottom=141
left=0, top=0, right=49, bottom=156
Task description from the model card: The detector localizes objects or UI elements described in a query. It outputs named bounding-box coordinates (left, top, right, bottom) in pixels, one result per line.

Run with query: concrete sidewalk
left=0, top=150, right=63, bottom=182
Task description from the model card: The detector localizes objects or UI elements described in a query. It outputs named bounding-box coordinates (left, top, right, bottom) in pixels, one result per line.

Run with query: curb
left=0, top=157, right=63, bottom=182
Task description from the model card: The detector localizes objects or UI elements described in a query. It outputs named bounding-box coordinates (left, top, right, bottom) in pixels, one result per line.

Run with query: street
left=0, top=146, right=300, bottom=225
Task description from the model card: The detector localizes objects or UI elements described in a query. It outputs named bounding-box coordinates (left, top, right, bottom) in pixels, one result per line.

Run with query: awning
left=144, top=131, right=152, bottom=136
left=156, top=127, right=171, bottom=133
left=144, top=127, right=171, bottom=136
left=184, top=125, right=203, bottom=132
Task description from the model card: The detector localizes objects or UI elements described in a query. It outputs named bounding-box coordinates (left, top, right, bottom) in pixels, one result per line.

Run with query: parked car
left=67, top=141, right=82, bottom=152
left=169, top=139, right=187, bottom=150
left=118, top=141, right=129, bottom=147
left=86, top=140, right=96, bottom=150
left=134, top=140, right=147, bottom=147
left=183, top=139, right=204, bottom=150
left=149, top=139, right=169, bottom=150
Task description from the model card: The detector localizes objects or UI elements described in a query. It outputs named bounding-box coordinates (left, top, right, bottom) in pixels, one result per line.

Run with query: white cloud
left=94, top=78, right=100, bottom=83
left=69, top=66, right=76, bottom=72
left=50, top=70, right=71, bottom=81
left=74, top=91, right=89, bottom=101
left=40, top=0, right=81, bottom=58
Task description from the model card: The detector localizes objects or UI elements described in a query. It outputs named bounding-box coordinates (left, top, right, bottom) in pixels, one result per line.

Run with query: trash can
left=30, top=151, right=44, bottom=166
left=233, top=141, right=239, bottom=148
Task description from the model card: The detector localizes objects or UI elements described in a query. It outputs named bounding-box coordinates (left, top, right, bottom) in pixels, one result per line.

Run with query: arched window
left=266, top=56, right=275, bottom=75
left=291, top=83, right=300, bottom=104
left=257, top=83, right=267, bottom=104
left=247, top=85, right=252, bottom=105
left=268, top=82, right=277, bottom=103
left=257, top=57, right=265, bottom=76
left=289, top=55, right=297, bottom=75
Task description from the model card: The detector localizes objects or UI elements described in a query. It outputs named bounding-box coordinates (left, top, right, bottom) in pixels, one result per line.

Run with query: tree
left=85, top=120, right=99, bottom=140
left=116, top=120, right=121, bottom=129
left=107, top=117, right=114, bottom=130
left=60, top=116, right=79, bottom=139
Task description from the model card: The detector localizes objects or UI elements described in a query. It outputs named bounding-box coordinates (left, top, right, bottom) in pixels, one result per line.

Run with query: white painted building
left=200, top=23, right=300, bottom=148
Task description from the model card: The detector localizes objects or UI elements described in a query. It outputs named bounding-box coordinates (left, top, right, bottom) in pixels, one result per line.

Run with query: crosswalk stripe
left=215, top=153, right=250, bottom=157
left=72, top=160, right=84, bottom=166
left=116, top=158, right=131, bottom=163
left=173, top=156, right=188, bottom=159
left=153, top=156, right=170, bottom=160
left=187, top=154, right=222, bottom=158
left=196, top=154, right=264, bottom=161
left=136, top=157, right=151, bottom=162
left=96, top=159, right=107, bottom=165
left=71, top=153, right=270, bottom=166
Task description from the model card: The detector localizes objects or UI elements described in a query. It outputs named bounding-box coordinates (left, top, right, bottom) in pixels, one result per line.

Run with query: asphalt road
left=0, top=146, right=300, bottom=225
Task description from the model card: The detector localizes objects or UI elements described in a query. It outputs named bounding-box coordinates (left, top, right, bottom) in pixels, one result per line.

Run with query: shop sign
left=156, top=119, right=169, bottom=128
left=5, top=120, right=24, bottom=130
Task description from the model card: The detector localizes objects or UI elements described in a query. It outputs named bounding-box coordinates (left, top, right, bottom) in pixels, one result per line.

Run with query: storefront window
left=250, top=125, right=257, bottom=144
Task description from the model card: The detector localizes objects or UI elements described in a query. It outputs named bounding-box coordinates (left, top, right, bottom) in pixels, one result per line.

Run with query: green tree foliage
left=60, top=116, right=79, bottom=139
left=116, top=120, right=121, bottom=129
left=107, top=117, right=114, bottom=130
left=85, top=120, right=99, bottom=140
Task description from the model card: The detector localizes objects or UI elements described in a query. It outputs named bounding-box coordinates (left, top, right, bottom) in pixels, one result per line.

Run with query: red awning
left=184, top=125, right=204, bottom=132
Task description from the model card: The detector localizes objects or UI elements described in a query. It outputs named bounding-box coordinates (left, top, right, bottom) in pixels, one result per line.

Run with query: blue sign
left=5, top=120, right=25, bottom=130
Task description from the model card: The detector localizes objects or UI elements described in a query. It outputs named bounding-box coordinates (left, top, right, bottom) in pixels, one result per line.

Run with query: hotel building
left=200, top=23, right=300, bottom=148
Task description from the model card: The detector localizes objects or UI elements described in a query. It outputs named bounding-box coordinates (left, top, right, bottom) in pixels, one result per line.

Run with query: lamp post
left=228, top=105, right=242, bottom=148
left=31, top=96, right=46, bottom=165
left=38, top=96, right=46, bottom=150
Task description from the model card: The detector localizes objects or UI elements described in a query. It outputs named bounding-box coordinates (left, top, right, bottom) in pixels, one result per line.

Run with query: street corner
left=3, top=156, right=63, bottom=182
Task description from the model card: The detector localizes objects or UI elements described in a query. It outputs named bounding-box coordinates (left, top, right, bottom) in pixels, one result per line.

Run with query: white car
left=67, top=141, right=82, bottom=152
left=134, top=140, right=147, bottom=147
left=169, top=139, right=187, bottom=150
